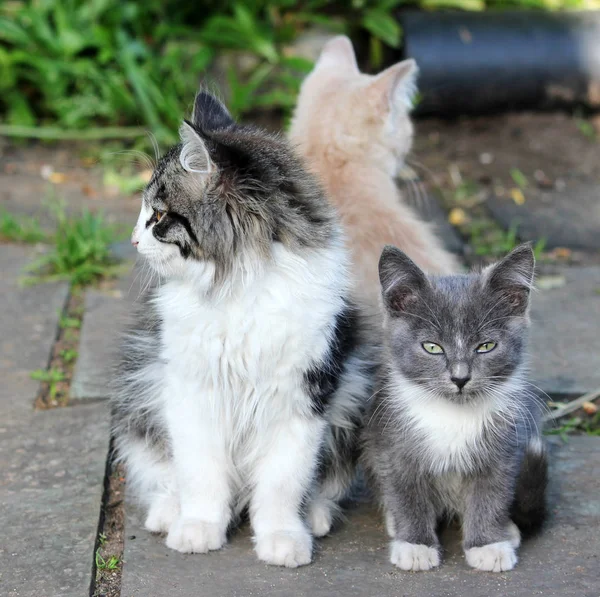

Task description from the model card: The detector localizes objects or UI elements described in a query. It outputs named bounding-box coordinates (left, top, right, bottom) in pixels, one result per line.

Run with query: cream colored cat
left=289, top=36, right=458, bottom=307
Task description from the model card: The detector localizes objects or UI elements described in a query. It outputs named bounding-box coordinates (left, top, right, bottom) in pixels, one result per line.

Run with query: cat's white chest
left=402, top=393, right=495, bottom=475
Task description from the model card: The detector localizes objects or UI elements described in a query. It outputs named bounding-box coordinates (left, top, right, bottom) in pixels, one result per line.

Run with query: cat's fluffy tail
left=511, top=438, right=548, bottom=535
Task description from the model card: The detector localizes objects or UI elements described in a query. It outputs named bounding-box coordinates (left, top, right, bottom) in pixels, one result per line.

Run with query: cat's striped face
left=130, top=91, right=336, bottom=289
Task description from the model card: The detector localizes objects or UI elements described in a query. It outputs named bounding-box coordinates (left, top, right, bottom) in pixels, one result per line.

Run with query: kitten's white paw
left=506, top=521, right=521, bottom=549
left=255, top=530, right=313, bottom=568
left=165, top=518, right=226, bottom=553
left=465, top=541, right=517, bottom=572
left=144, top=495, right=179, bottom=534
left=390, top=541, right=440, bottom=571
left=385, top=511, right=396, bottom=538
left=308, top=500, right=334, bottom=538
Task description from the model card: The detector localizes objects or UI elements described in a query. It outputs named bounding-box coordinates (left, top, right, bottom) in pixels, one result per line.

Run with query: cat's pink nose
left=131, top=238, right=139, bottom=247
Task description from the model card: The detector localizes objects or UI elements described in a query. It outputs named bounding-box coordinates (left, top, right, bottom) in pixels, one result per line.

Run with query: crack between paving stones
left=90, top=437, right=126, bottom=597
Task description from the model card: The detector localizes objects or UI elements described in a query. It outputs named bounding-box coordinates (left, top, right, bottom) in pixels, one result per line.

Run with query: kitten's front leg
left=462, top=467, right=520, bottom=572
left=163, top=379, right=232, bottom=554
left=250, top=414, right=326, bottom=568
left=384, top=472, right=441, bottom=571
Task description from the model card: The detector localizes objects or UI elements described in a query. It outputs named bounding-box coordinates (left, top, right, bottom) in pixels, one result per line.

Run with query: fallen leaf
left=582, top=401, right=598, bottom=415
left=552, top=247, right=572, bottom=260
left=49, top=172, right=67, bottom=184
left=510, top=188, right=525, bottom=205
left=448, top=208, right=468, bottom=226
left=81, top=184, right=96, bottom=197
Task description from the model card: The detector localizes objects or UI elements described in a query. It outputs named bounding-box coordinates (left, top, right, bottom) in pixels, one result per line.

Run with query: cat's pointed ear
left=315, top=36, right=359, bottom=73
left=485, top=244, right=535, bottom=315
left=192, top=91, right=234, bottom=132
left=379, top=245, right=428, bottom=315
left=369, top=59, right=418, bottom=113
left=179, top=121, right=214, bottom=175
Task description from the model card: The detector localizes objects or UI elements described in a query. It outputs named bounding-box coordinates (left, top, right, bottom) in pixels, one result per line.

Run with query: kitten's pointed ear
left=315, top=36, right=359, bottom=73
left=369, top=59, right=418, bottom=112
left=192, top=91, right=234, bottom=132
left=179, top=121, right=213, bottom=175
left=485, top=244, right=535, bottom=315
left=379, top=245, right=428, bottom=315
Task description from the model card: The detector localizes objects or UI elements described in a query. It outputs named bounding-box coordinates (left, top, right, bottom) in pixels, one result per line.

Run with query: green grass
left=545, top=412, right=600, bottom=440
left=30, top=368, right=65, bottom=401
left=95, top=550, right=120, bottom=571
left=0, top=208, right=47, bottom=244
left=23, top=202, right=122, bottom=286
left=59, top=349, right=78, bottom=363
left=59, top=315, right=82, bottom=329
left=469, top=219, right=546, bottom=259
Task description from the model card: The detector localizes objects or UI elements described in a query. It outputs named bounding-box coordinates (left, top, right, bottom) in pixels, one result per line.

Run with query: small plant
left=60, top=349, right=78, bottom=363
left=0, top=209, right=47, bottom=244
left=546, top=412, right=600, bottom=440
left=469, top=219, right=545, bottom=259
left=23, top=202, right=122, bottom=286
left=30, top=368, right=65, bottom=400
left=98, top=533, right=107, bottom=547
left=509, top=168, right=528, bottom=190
left=95, top=550, right=120, bottom=571
left=59, top=315, right=81, bottom=329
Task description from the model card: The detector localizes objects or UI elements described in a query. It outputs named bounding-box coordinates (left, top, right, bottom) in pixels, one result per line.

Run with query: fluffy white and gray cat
left=112, top=91, right=374, bottom=567
left=363, top=244, right=547, bottom=573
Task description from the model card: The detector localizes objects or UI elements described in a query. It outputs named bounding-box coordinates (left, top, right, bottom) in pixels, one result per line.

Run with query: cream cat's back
left=290, top=36, right=459, bottom=307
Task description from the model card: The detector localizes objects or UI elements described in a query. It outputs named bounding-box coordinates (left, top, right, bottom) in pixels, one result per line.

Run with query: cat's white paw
left=144, top=494, right=179, bottom=534
left=165, top=518, right=226, bottom=553
left=255, top=530, right=313, bottom=568
left=390, top=541, right=440, bottom=571
left=308, top=500, right=334, bottom=538
left=506, top=521, right=521, bottom=549
left=465, top=541, right=517, bottom=572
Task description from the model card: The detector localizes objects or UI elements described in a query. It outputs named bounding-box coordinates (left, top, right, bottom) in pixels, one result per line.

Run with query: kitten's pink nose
left=131, top=237, right=139, bottom=247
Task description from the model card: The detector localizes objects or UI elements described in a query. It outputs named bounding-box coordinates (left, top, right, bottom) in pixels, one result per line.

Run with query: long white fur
left=124, top=203, right=352, bottom=565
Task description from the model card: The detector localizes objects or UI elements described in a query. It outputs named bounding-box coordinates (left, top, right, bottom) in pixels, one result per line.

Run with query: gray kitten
left=363, top=244, right=547, bottom=572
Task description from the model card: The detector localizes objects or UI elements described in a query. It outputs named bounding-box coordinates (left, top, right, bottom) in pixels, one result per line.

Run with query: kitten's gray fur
left=363, top=244, right=547, bottom=572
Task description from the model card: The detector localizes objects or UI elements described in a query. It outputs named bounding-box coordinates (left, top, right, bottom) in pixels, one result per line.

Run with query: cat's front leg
left=462, top=467, right=520, bottom=572
left=250, top=414, right=326, bottom=568
left=383, top=473, right=441, bottom=572
left=163, top=379, right=232, bottom=554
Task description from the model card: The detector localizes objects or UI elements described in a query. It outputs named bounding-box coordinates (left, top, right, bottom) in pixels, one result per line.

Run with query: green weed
left=23, top=202, right=122, bottom=286
left=0, top=209, right=47, bottom=244
left=59, top=315, right=81, bottom=330
left=30, top=368, right=65, bottom=400
left=509, top=168, right=528, bottom=190
left=470, top=220, right=545, bottom=259
left=545, top=412, right=600, bottom=440
left=59, top=349, right=79, bottom=363
left=95, top=550, right=120, bottom=571
left=98, top=533, right=107, bottom=547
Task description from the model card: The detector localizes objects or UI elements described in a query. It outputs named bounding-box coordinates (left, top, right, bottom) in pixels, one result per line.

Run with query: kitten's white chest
left=404, top=395, right=494, bottom=474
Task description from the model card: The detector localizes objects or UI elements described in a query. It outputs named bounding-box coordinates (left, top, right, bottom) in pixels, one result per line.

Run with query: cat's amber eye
left=422, top=342, right=444, bottom=355
left=476, top=341, right=496, bottom=354
left=154, top=210, right=164, bottom=222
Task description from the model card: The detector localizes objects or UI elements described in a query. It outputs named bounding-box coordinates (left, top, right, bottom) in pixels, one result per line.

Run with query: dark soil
left=92, top=462, right=126, bottom=597
left=411, top=111, right=600, bottom=266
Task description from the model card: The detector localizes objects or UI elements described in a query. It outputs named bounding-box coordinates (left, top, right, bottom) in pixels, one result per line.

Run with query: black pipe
left=396, top=10, right=600, bottom=115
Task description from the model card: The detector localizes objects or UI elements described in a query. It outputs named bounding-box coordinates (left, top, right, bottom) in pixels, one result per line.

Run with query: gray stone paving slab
left=0, top=244, right=69, bottom=417
left=0, top=243, right=111, bottom=596
left=1, top=403, right=110, bottom=597
left=530, top=266, right=600, bottom=398
left=487, top=180, right=600, bottom=250
left=121, top=437, right=599, bottom=597
left=71, top=261, right=143, bottom=401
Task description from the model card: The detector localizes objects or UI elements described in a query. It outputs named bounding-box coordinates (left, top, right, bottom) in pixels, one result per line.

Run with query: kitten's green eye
left=476, top=341, right=496, bottom=353
left=422, top=342, right=444, bottom=355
